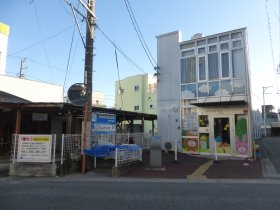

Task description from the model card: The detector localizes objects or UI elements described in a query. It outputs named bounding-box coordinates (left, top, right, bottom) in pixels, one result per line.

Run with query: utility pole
left=19, top=58, right=27, bottom=78
left=262, top=86, right=273, bottom=137
left=84, top=0, right=95, bottom=145
left=82, top=0, right=95, bottom=174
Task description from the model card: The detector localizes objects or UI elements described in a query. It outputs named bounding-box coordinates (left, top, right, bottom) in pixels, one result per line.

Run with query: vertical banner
left=235, top=116, right=248, bottom=156
left=17, top=135, right=52, bottom=162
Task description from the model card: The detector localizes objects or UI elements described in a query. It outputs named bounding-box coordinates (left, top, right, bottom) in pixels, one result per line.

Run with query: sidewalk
left=123, top=150, right=263, bottom=179
left=0, top=150, right=266, bottom=180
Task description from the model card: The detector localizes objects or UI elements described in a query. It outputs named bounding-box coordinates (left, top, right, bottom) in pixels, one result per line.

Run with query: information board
left=92, top=112, right=116, bottom=134
left=17, top=135, right=52, bottom=162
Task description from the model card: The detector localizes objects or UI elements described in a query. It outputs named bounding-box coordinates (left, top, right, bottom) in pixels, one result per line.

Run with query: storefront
left=182, top=106, right=252, bottom=158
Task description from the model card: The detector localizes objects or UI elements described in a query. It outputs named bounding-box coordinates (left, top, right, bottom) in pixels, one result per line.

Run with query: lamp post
left=262, top=86, right=273, bottom=137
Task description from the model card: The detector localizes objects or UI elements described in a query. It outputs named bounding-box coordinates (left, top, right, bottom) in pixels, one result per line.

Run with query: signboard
left=92, top=112, right=116, bottom=134
left=17, top=135, right=52, bottom=162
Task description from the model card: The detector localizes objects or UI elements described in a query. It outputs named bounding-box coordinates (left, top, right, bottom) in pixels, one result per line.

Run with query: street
left=1, top=178, right=280, bottom=210
left=260, top=136, right=280, bottom=174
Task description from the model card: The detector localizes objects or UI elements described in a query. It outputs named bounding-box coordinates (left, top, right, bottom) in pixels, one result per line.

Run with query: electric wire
left=265, top=0, right=279, bottom=91
left=62, top=22, right=76, bottom=99
left=123, top=0, right=157, bottom=68
left=8, top=25, right=75, bottom=57
left=95, top=24, right=147, bottom=74
left=31, top=0, right=54, bottom=82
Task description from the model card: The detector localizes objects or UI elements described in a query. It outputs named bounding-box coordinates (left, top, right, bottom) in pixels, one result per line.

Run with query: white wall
left=0, top=75, right=63, bottom=102
left=156, top=31, right=182, bottom=149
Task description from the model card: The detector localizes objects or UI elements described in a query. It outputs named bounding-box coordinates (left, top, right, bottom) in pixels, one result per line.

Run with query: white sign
left=17, top=135, right=52, bottom=162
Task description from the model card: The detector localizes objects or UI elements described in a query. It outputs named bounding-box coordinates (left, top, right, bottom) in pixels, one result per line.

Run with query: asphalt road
left=260, top=136, right=280, bottom=173
left=1, top=178, right=280, bottom=210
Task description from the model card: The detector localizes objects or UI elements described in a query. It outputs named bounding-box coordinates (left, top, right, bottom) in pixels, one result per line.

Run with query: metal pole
left=61, top=134, right=64, bottom=165
left=262, top=86, right=273, bottom=137
left=82, top=103, right=88, bottom=175
left=263, top=87, right=267, bottom=137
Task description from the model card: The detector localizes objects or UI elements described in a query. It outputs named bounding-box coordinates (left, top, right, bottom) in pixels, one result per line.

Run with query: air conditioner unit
left=164, top=142, right=172, bottom=151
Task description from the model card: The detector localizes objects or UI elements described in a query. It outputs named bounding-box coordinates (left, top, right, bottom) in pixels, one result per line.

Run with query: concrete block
left=9, top=163, right=56, bottom=177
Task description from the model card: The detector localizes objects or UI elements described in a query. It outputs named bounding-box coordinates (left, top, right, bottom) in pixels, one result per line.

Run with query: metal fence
left=114, top=145, right=142, bottom=167
left=61, top=134, right=81, bottom=164
left=61, top=133, right=151, bottom=166
left=11, top=134, right=56, bottom=164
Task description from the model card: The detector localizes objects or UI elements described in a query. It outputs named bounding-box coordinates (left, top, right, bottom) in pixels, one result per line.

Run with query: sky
left=1, top=0, right=280, bottom=110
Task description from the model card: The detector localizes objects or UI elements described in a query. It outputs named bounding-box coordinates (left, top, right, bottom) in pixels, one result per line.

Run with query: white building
left=0, top=22, right=9, bottom=75
left=0, top=75, right=64, bottom=102
left=157, top=28, right=252, bottom=158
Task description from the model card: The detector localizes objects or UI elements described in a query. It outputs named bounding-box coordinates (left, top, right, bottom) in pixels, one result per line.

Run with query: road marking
left=187, top=160, right=213, bottom=179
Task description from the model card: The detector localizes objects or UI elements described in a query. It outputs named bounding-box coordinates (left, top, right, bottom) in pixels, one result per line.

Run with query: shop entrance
left=214, top=117, right=231, bottom=154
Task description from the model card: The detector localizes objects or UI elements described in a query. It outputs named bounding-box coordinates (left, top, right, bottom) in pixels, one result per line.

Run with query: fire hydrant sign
left=17, top=135, right=52, bottom=162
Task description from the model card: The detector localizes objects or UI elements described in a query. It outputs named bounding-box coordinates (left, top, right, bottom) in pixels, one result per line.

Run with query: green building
left=115, top=74, right=157, bottom=133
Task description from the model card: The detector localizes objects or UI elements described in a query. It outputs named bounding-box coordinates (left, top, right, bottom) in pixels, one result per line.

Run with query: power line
left=265, top=0, right=279, bottom=91
left=62, top=23, right=76, bottom=98
left=123, top=0, right=157, bottom=68
left=95, top=24, right=147, bottom=74
left=31, top=0, right=54, bottom=82
left=8, top=25, right=75, bottom=57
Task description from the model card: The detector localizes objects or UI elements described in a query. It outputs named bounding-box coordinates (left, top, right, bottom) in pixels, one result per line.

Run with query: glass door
left=214, top=117, right=231, bottom=154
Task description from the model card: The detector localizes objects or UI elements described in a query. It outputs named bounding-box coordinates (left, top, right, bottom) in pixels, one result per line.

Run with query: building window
left=208, top=53, right=219, bottom=80
left=182, top=49, right=195, bottom=57
left=207, top=37, right=217, bottom=44
left=232, top=49, right=245, bottom=78
left=209, top=81, right=219, bottom=96
left=221, top=52, right=230, bottom=78
left=209, top=45, right=217, bottom=52
left=181, top=84, right=197, bottom=99
left=198, top=47, right=205, bottom=54
left=181, top=57, right=196, bottom=83
left=199, top=115, right=209, bottom=127
left=220, top=42, right=229, bottom=51
left=198, top=82, right=208, bottom=97
left=134, top=85, right=140, bottom=91
left=219, top=34, right=229, bottom=42
left=181, top=42, right=195, bottom=50
left=197, top=39, right=206, bottom=46
left=233, top=79, right=245, bottom=94
left=118, top=87, right=124, bottom=94
left=231, top=32, right=242, bottom=39
left=232, top=40, right=242, bottom=48
left=198, top=56, right=206, bottom=81
left=134, top=105, right=139, bottom=111
left=221, top=80, right=232, bottom=96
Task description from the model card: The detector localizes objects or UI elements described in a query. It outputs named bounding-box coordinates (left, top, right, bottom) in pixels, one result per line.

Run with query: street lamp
left=262, top=86, right=273, bottom=137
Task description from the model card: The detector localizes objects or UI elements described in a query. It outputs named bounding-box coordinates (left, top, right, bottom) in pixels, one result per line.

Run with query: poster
left=199, top=133, right=210, bottom=153
left=182, top=136, right=199, bottom=153
left=17, top=135, right=52, bottom=162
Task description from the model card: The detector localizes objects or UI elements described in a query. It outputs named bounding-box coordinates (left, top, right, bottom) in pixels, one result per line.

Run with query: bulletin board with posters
left=17, top=135, right=53, bottom=163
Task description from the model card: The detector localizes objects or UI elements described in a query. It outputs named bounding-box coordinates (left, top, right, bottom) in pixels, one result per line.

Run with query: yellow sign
left=0, top=23, right=10, bottom=36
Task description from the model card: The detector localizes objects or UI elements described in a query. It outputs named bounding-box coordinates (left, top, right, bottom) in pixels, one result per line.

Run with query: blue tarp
left=85, top=144, right=140, bottom=158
